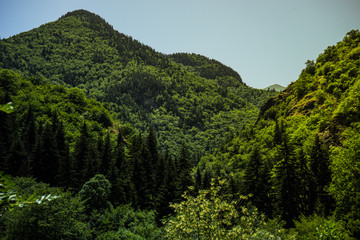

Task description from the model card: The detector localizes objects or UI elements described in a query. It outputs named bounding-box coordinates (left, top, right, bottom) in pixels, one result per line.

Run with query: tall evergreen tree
left=129, top=134, right=147, bottom=208
left=244, top=144, right=272, bottom=217
left=21, top=106, right=37, bottom=176
left=271, top=128, right=299, bottom=227
left=194, top=166, right=202, bottom=192
left=32, top=122, right=58, bottom=184
left=175, top=142, right=192, bottom=200
left=296, top=148, right=314, bottom=216
left=54, top=119, right=71, bottom=186
left=146, top=127, right=159, bottom=196
left=109, top=132, right=128, bottom=204
left=99, top=131, right=112, bottom=177
left=0, top=111, right=15, bottom=173
left=309, top=134, right=333, bottom=215
left=72, top=122, right=98, bottom=189
left=6, top=131, right=26, bottom=176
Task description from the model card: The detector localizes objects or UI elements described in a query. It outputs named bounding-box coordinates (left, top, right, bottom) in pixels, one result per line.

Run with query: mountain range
left=0, top=9, right=277, bottom=154
left=1, top=9, right=360, bottom=238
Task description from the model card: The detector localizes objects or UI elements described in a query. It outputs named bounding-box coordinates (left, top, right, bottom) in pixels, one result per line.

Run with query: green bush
left=294, top=215, right=352, bottom=240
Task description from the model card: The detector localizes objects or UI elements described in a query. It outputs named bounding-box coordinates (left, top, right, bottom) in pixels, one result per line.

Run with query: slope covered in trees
left=0, top=9, right=277, bottom=155
left=205, top=30, right=360, bottom=236
left=1, top=9, right=360, bottom=239
left=0, top=69, right=197, bottom=217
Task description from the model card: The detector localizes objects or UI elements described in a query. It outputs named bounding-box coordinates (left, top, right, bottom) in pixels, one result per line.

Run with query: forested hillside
left=0, top=9, right=276, bottom=154
left=206, top=29, right=360, bottom=237
left=1, top=9, right=360, bottom=239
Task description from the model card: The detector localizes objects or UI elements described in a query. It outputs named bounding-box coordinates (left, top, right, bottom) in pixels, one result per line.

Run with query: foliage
left=2, top=183, right=91, bottom=240
left=0, top=10, right=277, bottom=155
left=94, top=204, right=163, bottom=239
left=0, top=102, right=14, bottom=114
left=330, top=123, right=360, bottom=238
left=294, top=215, right=352, bottom=240
left=206, top=29, right=360, bottom=237
left=1, top=9, right=360, bottom=239
left=79, top=174, right=112, bottom=211
left=164, top=178, right=277, bottom=239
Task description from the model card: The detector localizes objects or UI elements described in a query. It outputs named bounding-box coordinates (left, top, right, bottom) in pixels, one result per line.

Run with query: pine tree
left=309, top=134, right=333, bottom=215
left=99, top=131, right=112, bottom=177
left=32, top=122, right=58, bottom=184
left=271, top=128, right=299, bottom=227
left=296, top=148, right=314, bottom=216
left=129, top=134, right=147, bottom=208
left=273, top=118, right=284, bottom=146
left=54, top=119, right=71, bottom=186
left=21, top=106, right=37, bottom=176
left=6, top=132, right=26, bottom=176
left=0, top=111, right=15, bottom=173
left=202, top=167, right=212, bottom=190
left=175, top=142, right=192, bottom=200
left=156, top=151, right=176, bottom=219
left=110, top=132, right=127, bottom=204
left=146, top=127, right=160, bottom=195
left=244, top=144, right=272, bottom=217
left=194, top=166, right=202, bottom=192
left=72, top=122, right=97, bottom=189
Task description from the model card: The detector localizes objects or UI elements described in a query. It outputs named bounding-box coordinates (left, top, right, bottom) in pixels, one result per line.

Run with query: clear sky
left=1, top=0, right=359, bottom=88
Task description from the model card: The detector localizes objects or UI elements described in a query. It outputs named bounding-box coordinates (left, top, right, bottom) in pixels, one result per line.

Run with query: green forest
left=1, top=9, right=360, bottom=239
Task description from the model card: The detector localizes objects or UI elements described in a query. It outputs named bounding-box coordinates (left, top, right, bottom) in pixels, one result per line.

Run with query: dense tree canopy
left=1, top=9, right=359, bottom=239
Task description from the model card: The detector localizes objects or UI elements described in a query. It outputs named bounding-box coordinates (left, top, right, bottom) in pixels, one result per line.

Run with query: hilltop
left=1, top=9, right=360, bottom=239
left=0, top=9, right=277, bottom=154
left=263, top=84, right=286, bottom=92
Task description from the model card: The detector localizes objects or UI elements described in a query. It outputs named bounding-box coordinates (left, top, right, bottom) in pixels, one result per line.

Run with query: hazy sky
left=1, top=0, right=359, bottom=88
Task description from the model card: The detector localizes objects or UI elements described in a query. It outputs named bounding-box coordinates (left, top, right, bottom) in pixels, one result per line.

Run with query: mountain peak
left=59, top=9, right=100, bottom=20
left=263, top=84, right=286, bottom=92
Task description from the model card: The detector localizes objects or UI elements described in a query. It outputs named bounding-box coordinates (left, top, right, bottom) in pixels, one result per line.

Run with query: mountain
left=263, top=84, right=286, bottom=92
left=1, top=9, right=360, bottom=239
left=210, top=29, right=360, bottom=232
left=0, top=9, right=277, bottom=154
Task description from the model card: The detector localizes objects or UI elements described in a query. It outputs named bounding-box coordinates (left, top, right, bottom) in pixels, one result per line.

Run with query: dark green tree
left=296, top=148, right=314, bottom=216
left=72, top=122, right=98, bottom=189
left=54, top=119, right=71, bottom=187
left=99, top=131, right=112, bottom=177
left=6, top=132, right=26, bottom=177
left=271, top=128, right=299, bottom=227
left=32, top=122, right=58, bottom=184
left=244, top=144, right=272, bottom=217
left=79, top=174, right=112, bottom=212
left=309, top=134, right=333, bottom=215
left=175, top=142, right=192, bottom=200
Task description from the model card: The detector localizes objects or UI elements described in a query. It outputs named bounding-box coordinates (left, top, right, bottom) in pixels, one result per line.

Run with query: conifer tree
left=54, top=119, right=71, bottom=186
left=72, top=122, right=97, bottom=189
left=202, top=167, right=212, bottom=190
left=156, top=151, right=176, bottom=219
left=309, top=134, right=333, bottom=215
left=99, top=131, right=112, bottom=177
left=244, top=144, right=272, bottom=217
left=110, top=132, right=128, bottom=204
left=6, top=132, right=26, bottom=176
left=146, top=127, right=159, bottom=195
left=0, top=111, right=12, bottom=171
left=32, top=122, right=58, bottom=184
left=129, top=134, right=147, bottom=208
left=21, top=106, right=37, bottom=176
left=175, top=142, right=192, bottom=200
left=194, top=166, right=202, bottom=192
left=271, top=127, right=299, bottom=227
left=296, top=148, right=314, bottom=216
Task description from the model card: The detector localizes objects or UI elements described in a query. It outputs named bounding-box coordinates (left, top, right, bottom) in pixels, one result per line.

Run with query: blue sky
left=1, top=0, right=359, bottom=88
